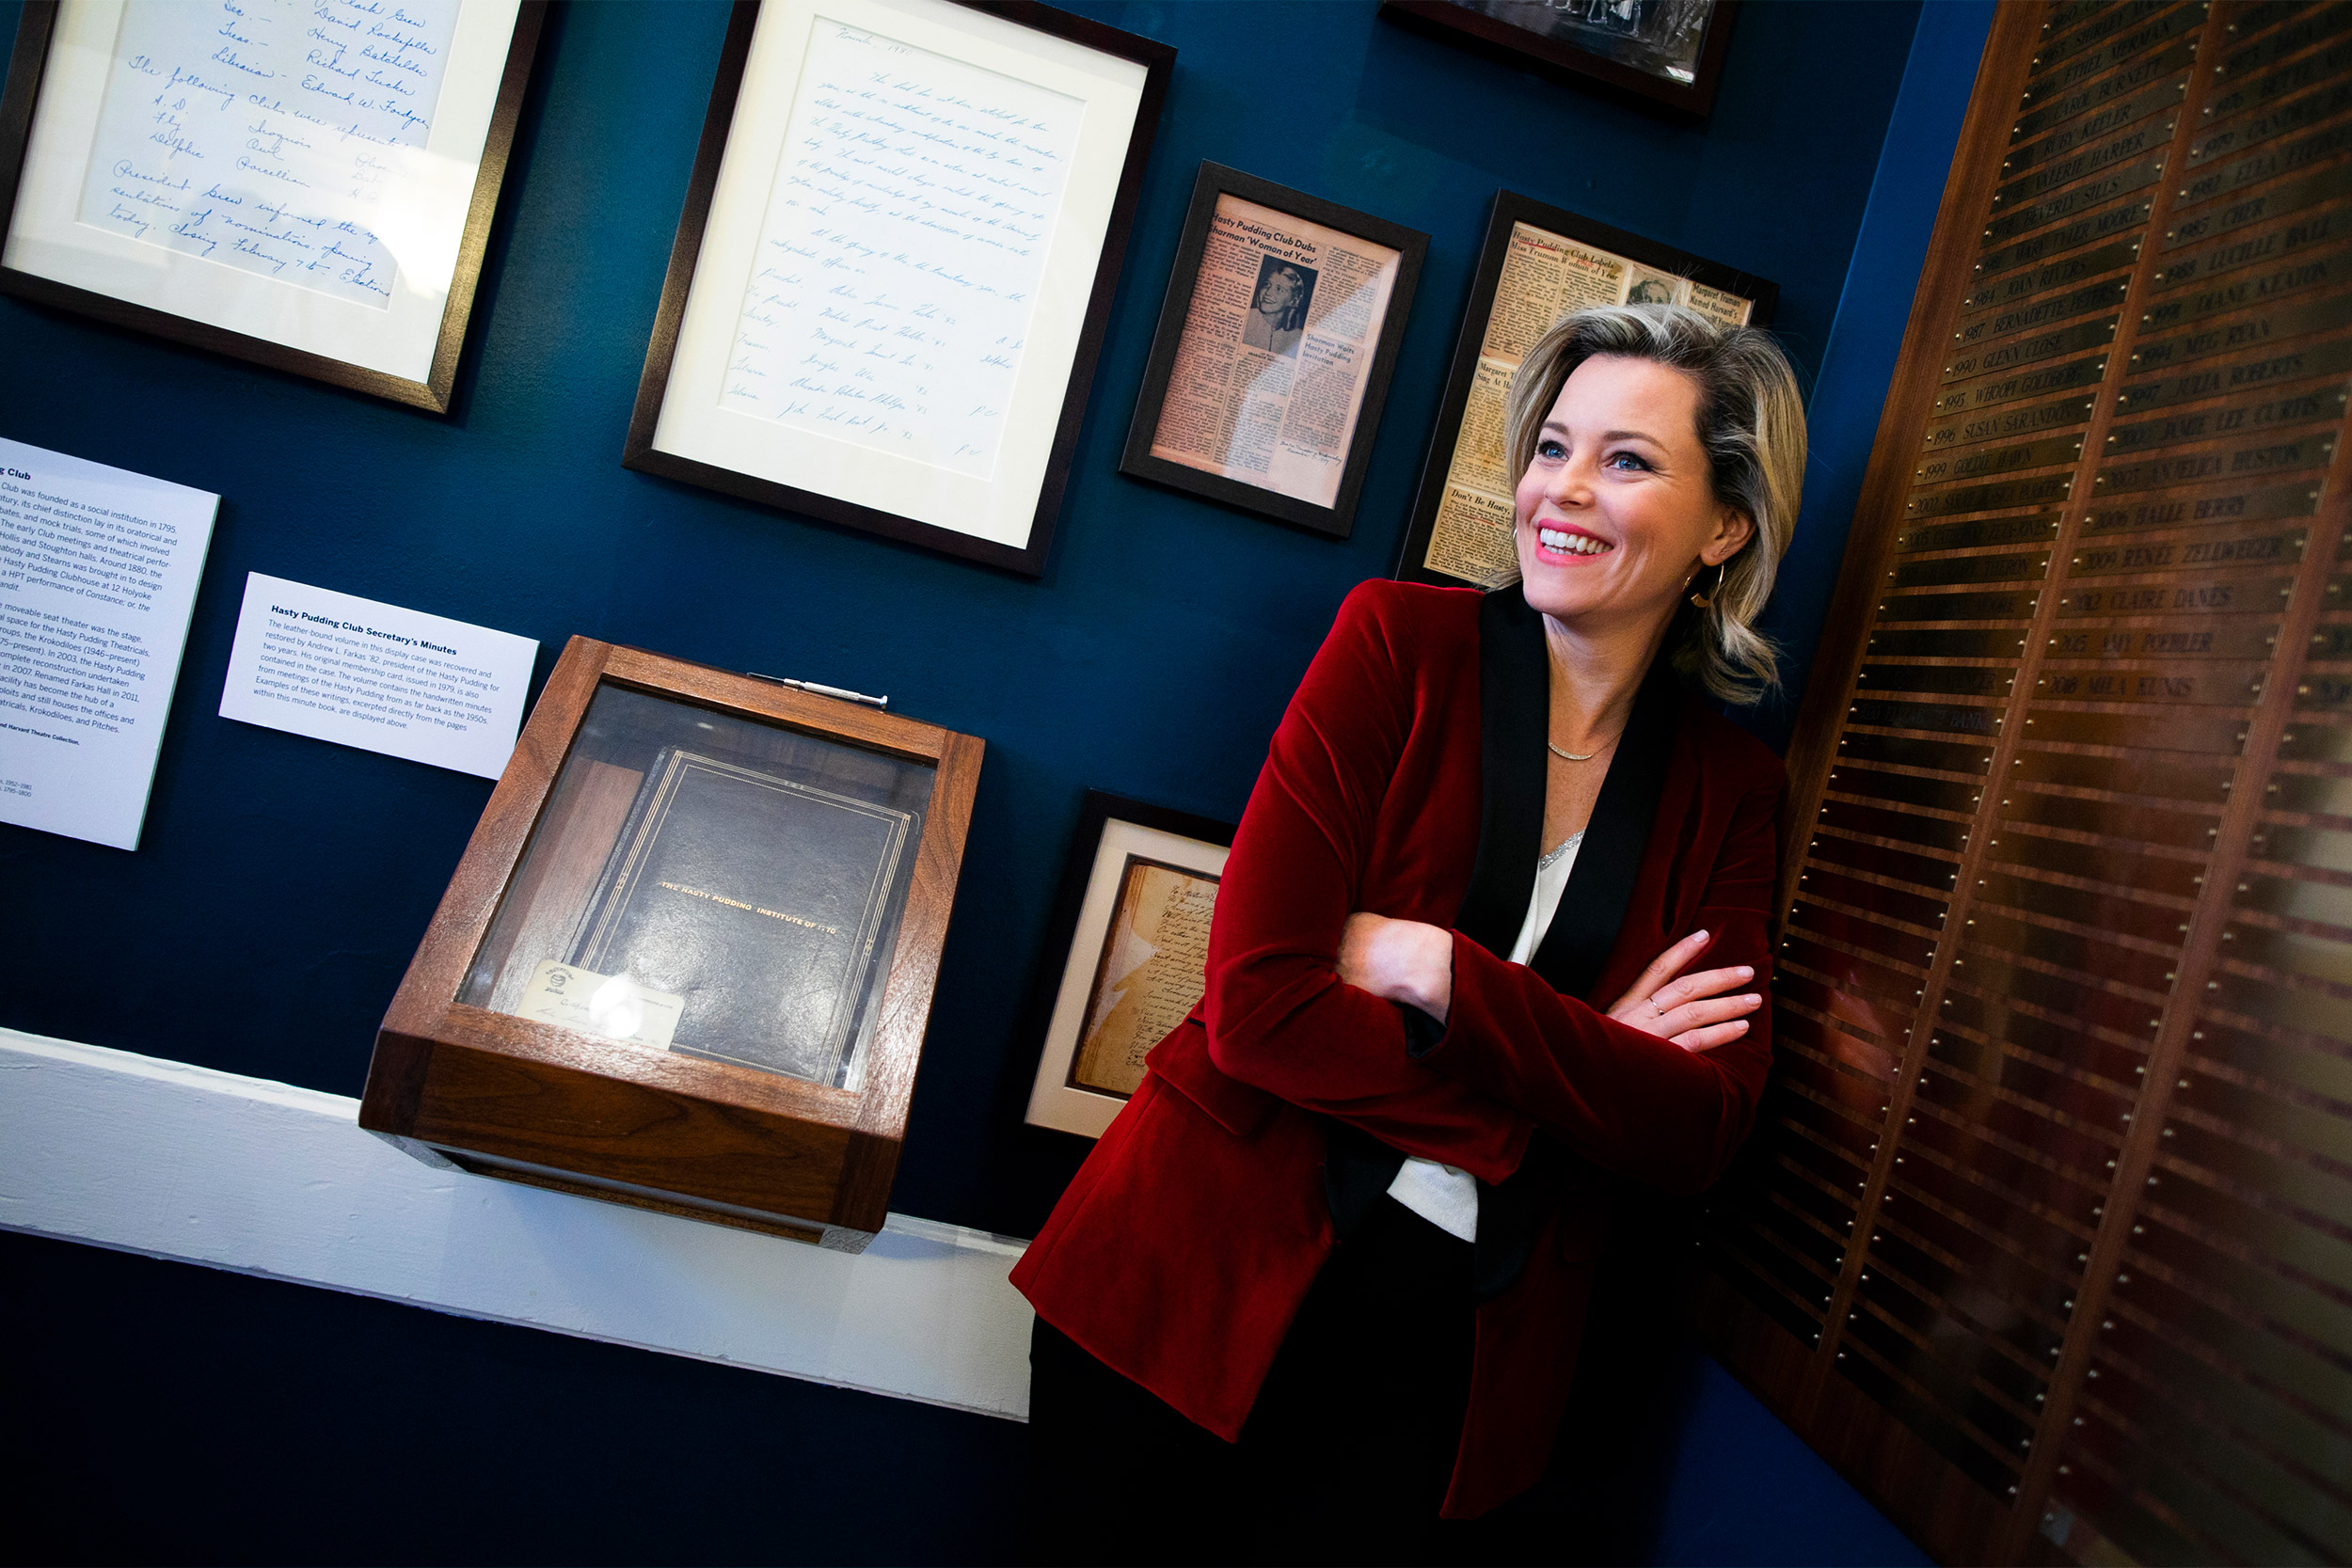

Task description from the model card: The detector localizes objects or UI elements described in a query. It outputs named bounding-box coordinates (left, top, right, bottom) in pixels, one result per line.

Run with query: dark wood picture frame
left=1391, top=189, right=1776, bottom=587
left=1019, top=789, right=1233, bottom=1139
left=1118, top=162, right=1428, bottom=539
left=0, top=0, right=545, bottom=414
left=359, top=636, right=984, bottom=1251
left=622, top=0, right=1175, bottom=578
left=1380, top=0, right=1740, bottom=119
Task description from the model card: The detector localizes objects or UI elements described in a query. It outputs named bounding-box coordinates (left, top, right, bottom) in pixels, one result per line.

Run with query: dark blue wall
left=1, top=1, right=1952, bottom=1561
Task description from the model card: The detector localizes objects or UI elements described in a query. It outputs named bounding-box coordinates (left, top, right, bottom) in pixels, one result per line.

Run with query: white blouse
left=1385, top=831, right=1584, bottom=1243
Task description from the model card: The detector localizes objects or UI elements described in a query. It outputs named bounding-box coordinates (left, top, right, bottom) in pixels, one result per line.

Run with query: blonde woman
left=1018, top=304, right=1805, bottom=1560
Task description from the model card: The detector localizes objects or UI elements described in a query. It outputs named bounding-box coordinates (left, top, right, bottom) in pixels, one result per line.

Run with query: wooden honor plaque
left=1690, top=4, right=2352, bottom=1563
left=359, top=638, right=983, bottom=1251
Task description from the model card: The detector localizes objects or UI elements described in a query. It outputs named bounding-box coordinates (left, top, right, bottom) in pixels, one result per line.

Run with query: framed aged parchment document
left=1393, top=190, right=1775, bottom=588
left=623, top=0, right=1173, bottom=576
left=1118, top=163, right=1427, bottom=538
left=1023, top=791, right=1232, bottom=1139
left=0, top=0, right=544, bottom=412
left=361, top=637, right=983, bottom=1251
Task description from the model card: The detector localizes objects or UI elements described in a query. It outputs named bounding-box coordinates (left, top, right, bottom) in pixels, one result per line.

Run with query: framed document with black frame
left=1379, top=0, right=1740, bottom=119
left=1022, top=790, right=1232, bottom=1140
left=1393, top=190, right=1774, bottom=590
left=359, top=636, right=983, bottom=1251
left=1118, top=163, right=1427, bottom=539
left=622, top=0, right=1173, bottom=577
left=0, top=0, right=545, bottom=413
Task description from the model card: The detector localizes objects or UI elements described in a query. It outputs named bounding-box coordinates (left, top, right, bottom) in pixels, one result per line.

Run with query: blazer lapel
left=1452, top=588, right=1549, bottom=954
left=1529, top=657, right=1681, bottom=1002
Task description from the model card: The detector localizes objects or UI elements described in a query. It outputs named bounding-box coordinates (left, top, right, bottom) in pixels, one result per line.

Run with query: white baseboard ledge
left=0, top=1026, right=1035, bottom=1420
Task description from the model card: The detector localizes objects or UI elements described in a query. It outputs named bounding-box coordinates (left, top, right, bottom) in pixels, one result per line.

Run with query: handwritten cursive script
left=77, top=0, right=459, bottom=309
left=719, top=23, right=1079, bottom=477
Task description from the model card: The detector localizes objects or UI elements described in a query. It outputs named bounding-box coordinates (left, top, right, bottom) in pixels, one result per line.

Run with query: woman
left=1015, top=304, right=1804, bottom=1560
left=1241, top=263, right=1311, bottom=356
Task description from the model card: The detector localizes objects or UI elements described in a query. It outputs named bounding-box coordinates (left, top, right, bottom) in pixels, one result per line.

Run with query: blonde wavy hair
left=1503, top=303, right=1806, bottom=705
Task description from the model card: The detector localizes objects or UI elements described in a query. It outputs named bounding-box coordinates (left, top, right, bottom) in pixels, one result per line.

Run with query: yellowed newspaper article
left=1150, top=195, right=1403, bottom=509
left=1071, top=858, right=1220, bottom=1098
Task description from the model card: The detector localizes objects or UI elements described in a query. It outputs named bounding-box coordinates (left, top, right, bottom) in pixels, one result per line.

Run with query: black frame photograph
left=1380, top=0, right=1740, bottom=119
left=1118, top=162, right=1428, bottom=540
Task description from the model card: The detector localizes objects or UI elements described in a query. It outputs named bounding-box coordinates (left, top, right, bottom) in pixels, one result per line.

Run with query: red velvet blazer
left=1010, top=579, right=1783, bottom=1518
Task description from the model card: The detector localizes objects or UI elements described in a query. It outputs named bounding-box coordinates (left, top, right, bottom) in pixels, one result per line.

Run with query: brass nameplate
left=1867, top=627, right=2028, bottom=661
left=2083, top=482, right=2319, bottom=534
left=1897, top=512, right=2062, bottom=553
left=1945, top=315, right=2121, bottom=384
left=1804, top=832, right=1960, bottom=895
left=1907, top=475, right=2074, bottom=516
left=2057, top=576, right=2294, bottom=615
left=2008, top=78, right=2189, bottom=175
left=1980, top=203, right=2157, bottom=278
left=2116, top=335, right=2352, bottom=408
left=2179, top=115, right=2352, bottom=207
left=2093, top=435, right=2334, bottom=493
left=1981, top=829, right=2208, bottom=898
left=2162, top=162, right=2352, bottom=252
left=2046, top=620, right=2280, bottom=660
left=1847, top=696, right=2006, bottom=738
left=2037, top=662, right=2265, bottom=705
left=1933, top=354, right=2109, bottom=415
left=2105, top=387, right=2344, bottom=451
left=2068, top=527, right=2305, bottom=575
left=2128, top=292, right=2352, bottom=373
left=2278, top=719, right=2352, bottom=763
left=2255, top=768, right=2352, bottom=816
left=2153, top=200, right=2350, bottom=290
left=2187, top=79, right=2352, bottom=169
left=1917, top=436, right=2083, bottom=485
left=1923, top=398, right=2095, bottom=452
left=1857, top=664, right=2018, bottom=699
left=1836, top=729, right=1993, bottom=774
left=1993, top=123, right=2174, bottom=211
left=1970, top=872, right=2181, bottom=949
left=1956, top=280, right=2135, bottom=349
left=2018, top=42, right=2197, bottom=142
left=1967, top=238, right=2142, bottom=313
left=2212, top=2, right=2352, bottom=86
left=2140, top=247, right=2352, bottom=329
left=1826, top=765, right=1984, bottom=815
left=2016, top=706, right=2249, bottom=753
left=1966, top=908, right=2180, bottom=990
left=1818, top=798, right=1972, bottom=854
left=2295, top=672, right=2352, bottom=710
left=1889, top=550, right=2050, bottom=588
left=1879, top=588, right=2042, bottom=622
left=2012, top=744, right=2236, bottom=801
left=1984, top=159, right=2167, bottom=246
left=2027, top=2, right=2206, bottom=89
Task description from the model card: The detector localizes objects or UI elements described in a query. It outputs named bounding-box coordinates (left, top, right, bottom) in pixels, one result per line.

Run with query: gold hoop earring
left=1690, top=561, right=1726, bottom=610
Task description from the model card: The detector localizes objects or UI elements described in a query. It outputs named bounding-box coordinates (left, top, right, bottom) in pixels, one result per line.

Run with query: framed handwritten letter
left=1023, top=790, right=1232, bottom=1140
left=624, top=0, right=1173, bottom=577
left=1119, top=163, right=1426, bottom=539
left=0, top=0, right=544, bottom=412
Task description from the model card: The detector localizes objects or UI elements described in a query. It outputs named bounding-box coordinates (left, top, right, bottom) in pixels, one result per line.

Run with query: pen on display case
left=748, top=673, right=889, bottom=709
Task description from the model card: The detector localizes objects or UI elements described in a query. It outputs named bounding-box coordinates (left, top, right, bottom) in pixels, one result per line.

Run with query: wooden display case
left=359, top=638, right=982, bottom=1251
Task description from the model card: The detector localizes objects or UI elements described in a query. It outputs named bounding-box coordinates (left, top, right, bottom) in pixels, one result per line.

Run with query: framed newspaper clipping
left=1022, top=790, right=1232, bottom=1140
left=623, top=0, right=1173, bottom=577
left=1394, top=190, right=1774, bottom=589
left=1118, top=163, right=1427, bottom=539
left=0, top=0, right=545, bottom=413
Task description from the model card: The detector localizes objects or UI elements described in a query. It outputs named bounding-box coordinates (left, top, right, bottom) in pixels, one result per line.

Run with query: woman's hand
left=1607, top=929, right=1760, bottom=1053
left=1337, top=912, right=1454, bottom=1025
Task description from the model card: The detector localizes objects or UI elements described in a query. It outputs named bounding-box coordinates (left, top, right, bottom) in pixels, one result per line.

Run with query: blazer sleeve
left=1201, top=584, right=1534, bottom=1186
left=1412, top=763, right=1781, bottom=1196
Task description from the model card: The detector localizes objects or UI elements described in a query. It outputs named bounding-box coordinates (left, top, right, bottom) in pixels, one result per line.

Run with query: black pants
left=1025, top=1196, right=1478, bottom=1566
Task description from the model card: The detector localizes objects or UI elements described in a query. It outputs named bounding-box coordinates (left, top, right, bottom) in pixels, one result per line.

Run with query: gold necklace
left=1547, top=741, right=1600, bottom=762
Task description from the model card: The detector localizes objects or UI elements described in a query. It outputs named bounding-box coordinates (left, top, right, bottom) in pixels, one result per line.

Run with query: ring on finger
left=1650, top=996, right=1663, bottom=1017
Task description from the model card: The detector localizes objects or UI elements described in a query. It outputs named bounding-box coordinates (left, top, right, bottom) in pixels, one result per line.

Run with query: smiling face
left=1257, top=268, right=1302, bottom=316
left=1513, top=353, right=1754, bottom=639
